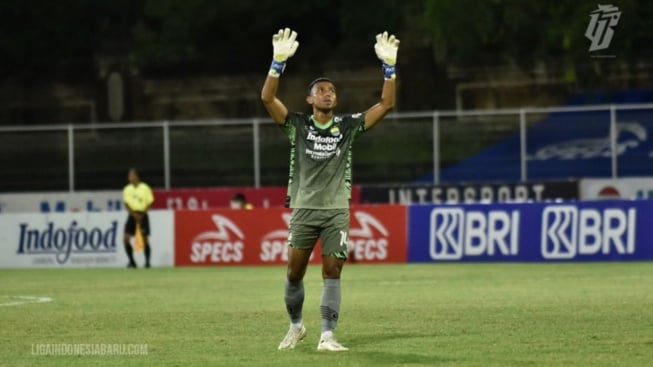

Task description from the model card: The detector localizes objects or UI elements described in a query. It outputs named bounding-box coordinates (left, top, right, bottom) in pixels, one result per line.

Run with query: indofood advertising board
left=0, top=211, right=174, bottom=268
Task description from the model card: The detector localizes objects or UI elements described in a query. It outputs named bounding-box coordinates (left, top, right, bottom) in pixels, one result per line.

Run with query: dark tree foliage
left=0, top=0, right=404, bottom=78
left=0, top=0, right=649, bottom=84
left=130, top=0, right=404, bottom=75
left=0, top=0, right=143, bottom=79
left=421, top=0, right=653, bottom=85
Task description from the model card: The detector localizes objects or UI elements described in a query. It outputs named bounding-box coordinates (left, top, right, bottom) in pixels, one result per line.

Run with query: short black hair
left=307, top=77, right=334, bottom=95
left=232, top=193, right=246, bottom=202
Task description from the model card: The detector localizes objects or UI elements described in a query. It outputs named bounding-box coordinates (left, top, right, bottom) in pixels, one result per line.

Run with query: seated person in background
left=230, top=193, right=253, bottom=210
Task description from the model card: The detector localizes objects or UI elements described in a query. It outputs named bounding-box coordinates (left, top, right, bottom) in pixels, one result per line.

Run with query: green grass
left=1, top=263, right=652, bottom=367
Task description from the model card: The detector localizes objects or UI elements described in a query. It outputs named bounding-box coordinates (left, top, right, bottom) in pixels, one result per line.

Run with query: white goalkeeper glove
left=374, top=31, right=400, bottom=79
left=269, top=28, right=299, bottom=77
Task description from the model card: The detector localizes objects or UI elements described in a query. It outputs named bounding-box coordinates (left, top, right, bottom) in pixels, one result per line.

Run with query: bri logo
left=17, top=221, right=118, bottom=264
left=540, top=206, right=636, bottom=259
left=429, top=207, right=520, bottom=260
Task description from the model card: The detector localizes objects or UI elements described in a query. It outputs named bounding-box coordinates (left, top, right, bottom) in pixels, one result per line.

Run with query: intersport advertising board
left=0, top=211, right=174, bottom=268
left=174, top=205, right=407, bottom=266
left=408, top=200, right=653, bottom=262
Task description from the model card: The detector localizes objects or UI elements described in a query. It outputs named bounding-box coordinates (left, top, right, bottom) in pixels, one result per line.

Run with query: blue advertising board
left=408, top=200, right=653, bottom=262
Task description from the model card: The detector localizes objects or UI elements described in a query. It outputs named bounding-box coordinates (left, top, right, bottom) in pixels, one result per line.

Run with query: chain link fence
left=2, top=103, right=652, bottom=192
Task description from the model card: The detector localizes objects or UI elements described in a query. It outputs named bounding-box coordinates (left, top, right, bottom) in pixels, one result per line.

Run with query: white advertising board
left=579, top=177, right=653, bottom=200
left=0, top=210, right=174, bottom=268
left=0, top=191, right=124, bottom=213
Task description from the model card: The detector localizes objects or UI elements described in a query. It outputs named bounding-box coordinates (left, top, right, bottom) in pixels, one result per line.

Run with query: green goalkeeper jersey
left=281, top=112, right=366, bottom=209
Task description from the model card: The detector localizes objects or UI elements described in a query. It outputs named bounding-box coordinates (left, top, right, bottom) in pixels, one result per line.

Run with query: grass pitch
left=1, top=263, right=652, bottom=367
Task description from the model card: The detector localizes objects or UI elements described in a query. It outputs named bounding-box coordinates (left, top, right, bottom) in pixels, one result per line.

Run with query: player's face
left=307, top=82, right=337, bottom=111
left=128, top=170, right=139, bottom=185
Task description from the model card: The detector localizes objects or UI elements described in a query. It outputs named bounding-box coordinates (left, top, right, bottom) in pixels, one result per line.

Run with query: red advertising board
left=153, top=186, right=361, bottom=210
left=153, top=187, right=288, bottom=210
left=174, top=205, right=406, bottom=266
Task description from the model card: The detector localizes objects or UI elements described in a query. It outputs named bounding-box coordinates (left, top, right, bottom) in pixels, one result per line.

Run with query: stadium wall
left=2, top=199, right=653, bottom=268
left=173, top=205, right=406, bottom=266
left=7, top=176, right=653, bottom=215
left=0, top=186, right=361, bottom=213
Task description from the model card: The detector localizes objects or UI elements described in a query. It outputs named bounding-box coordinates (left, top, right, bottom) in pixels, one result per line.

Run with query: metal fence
left=2, top=103, right=653, bottom=192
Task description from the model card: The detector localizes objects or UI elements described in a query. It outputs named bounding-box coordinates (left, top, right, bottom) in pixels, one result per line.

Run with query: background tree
left=420, top=0, right=653, bottom=87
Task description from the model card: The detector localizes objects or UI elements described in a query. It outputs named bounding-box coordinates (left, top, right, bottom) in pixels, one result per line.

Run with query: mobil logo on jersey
left=540, top=205, right=636, bottom=260
left=348, top=205, right=407, bottom=263
left=175, top=211, right=245, bottom=265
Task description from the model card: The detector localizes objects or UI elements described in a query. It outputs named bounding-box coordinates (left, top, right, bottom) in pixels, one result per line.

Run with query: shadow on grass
left=351, top=331, right=439, bottom=347
left=355, top=351, right=455, bottom=365
left=351, top=332, right=455, bottom=365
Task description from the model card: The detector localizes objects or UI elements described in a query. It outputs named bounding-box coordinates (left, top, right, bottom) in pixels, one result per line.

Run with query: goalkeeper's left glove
left=374, top=31, right=400, bottom=80
left=269, top=28, right=299, bottom=77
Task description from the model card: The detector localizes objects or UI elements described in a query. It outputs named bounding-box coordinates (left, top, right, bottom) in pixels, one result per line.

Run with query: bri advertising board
left=174, top=205, right=407, bottom=266
left=408, top=200, right=653, bottom=262
left=0, top=211, right=174, bottom=268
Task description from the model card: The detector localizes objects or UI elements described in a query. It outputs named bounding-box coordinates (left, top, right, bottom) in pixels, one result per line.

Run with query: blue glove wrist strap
left=269, top=59, right=286, bottom=77
left=382, top=62, right=396, bottom=80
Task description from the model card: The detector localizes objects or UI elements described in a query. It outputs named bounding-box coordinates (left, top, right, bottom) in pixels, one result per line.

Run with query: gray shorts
left=288, top=208, right=349, bottom=259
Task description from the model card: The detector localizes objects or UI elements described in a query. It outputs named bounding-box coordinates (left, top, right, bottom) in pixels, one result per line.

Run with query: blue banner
left=408, top=200, right=653, bottom=262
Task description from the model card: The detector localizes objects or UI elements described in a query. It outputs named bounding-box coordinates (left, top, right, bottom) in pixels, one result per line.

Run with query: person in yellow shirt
left=122, top=168, right=154, bottom=268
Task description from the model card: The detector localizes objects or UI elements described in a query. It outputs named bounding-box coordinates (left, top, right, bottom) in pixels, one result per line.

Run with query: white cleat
left=317, top=332, right=349, bottom=352
left=278, top=325, right=307, bottom=350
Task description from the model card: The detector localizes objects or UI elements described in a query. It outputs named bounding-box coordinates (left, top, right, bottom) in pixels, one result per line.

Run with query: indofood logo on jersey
left=16, top=221, right=118, bottom=264
left=307, top=132, right=343, bottom=151
left=306, top=132, right=343, bottom=160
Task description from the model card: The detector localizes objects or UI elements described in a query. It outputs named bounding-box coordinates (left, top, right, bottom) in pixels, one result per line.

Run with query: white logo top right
left=585, top=4, right=621, bottom=52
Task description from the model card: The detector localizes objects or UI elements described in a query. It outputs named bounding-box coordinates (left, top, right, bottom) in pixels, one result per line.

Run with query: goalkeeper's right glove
left=374, top=31, right=400, bottom=80
left=269, top=28, right=299, bottom=78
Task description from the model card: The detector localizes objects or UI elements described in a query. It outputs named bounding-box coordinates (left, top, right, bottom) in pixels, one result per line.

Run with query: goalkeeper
left=261, top=28, right=399, bottom=352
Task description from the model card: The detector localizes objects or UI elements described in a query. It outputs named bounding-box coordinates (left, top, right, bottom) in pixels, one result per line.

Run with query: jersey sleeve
left=346, top=113, right=366, bottom=139
left=280, top=112, right=302, bottom=142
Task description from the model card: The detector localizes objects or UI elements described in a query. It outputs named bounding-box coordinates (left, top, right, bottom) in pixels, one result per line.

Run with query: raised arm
left=364, top=31, right=400, bottom=130
left=261, top=28, right=299, bottom=125
left=261, top=75, right=288, bottom=125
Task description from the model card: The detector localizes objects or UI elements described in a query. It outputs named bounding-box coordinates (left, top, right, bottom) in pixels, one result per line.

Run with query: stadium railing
left=1, top=103, right=652, bottom=192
